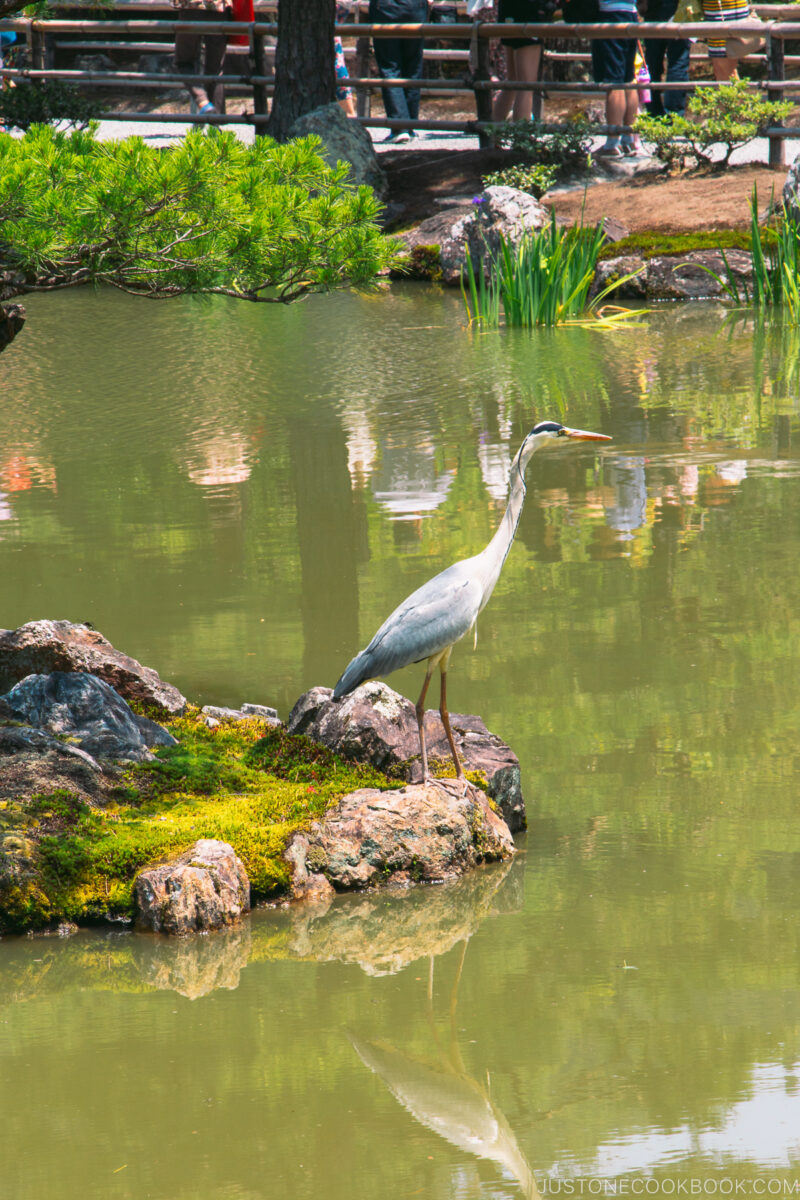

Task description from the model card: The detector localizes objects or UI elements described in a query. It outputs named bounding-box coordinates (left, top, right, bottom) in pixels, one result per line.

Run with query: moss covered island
left=0, top=708, right=408, bottom=935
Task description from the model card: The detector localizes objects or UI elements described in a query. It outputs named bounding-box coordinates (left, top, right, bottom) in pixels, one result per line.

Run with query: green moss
left=0, top=709, right=402, bottom=932
left=391, top=243, right=443, bottom=282
left=598, top=230, right=753, bottom=261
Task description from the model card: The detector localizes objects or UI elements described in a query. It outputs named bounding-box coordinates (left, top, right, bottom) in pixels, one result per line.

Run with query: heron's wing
left=334, top=560, right=483, bottom=696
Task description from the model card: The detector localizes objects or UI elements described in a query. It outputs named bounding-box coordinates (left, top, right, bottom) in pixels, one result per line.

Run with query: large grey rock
left=0, top=620, right=186, bottom=715
left=398, top=185, right=550, bottom=285
left=288, top=102, right=388, bottom=199
left=288, top=682, right=525, bottom=832
left=135, top=839, right=250, bottom=935
left=1, top=671, right=177, bottom=762
left=285, top=781, right=514, bottom=898
left=594, top=249, right=753, bottom=302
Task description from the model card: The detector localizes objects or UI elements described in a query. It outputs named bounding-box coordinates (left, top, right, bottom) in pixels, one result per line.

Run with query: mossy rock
left=0, top=708, right=402, bottom=934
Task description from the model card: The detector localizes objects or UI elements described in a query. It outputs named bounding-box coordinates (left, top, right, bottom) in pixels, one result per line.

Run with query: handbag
left=725, top=11, right=765, bottom=58
left=634, top=41, right=651, bottom=103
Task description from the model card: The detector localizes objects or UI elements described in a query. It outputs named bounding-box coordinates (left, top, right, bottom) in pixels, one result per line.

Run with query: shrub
left=482, top=162, right=558, bottom=198
left=0, top=124, right=394, bottom=302
left=636, top=79, right=792, bottom=168
left=0, top=79, right=101, bottom=131
left=490, top=117, right=594, bottom=175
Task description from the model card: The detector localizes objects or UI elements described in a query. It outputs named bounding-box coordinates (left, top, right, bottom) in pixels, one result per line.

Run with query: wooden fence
left=1, top=3, right=799, bottom=164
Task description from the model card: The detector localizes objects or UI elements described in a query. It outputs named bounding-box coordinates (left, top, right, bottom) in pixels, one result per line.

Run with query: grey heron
left=333, top=420, right=611, bottom=783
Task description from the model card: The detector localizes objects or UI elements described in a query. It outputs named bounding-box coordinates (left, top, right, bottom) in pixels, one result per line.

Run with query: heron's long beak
left=563, top=427, right=612, bottom=441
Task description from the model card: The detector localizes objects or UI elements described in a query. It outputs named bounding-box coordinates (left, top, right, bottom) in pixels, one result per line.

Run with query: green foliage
left=482, top=162, right=558, bottom=199
left=636, top=80, right=793, bottom=168
left=0, top=124, right=394, bottom=302
left=490, top=118, right=594, bottom=174
left=703, top=186, right=800, bottom=323
left=462, top=214, right=641, bottom=328
left=0, top=79, right=101, bottom=132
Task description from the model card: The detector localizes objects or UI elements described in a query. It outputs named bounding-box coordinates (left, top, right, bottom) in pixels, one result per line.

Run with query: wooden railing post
left=251, top=27, right=269, bottom=135
left=29, top=23, right=46, bottom=70
left=470, top=19, right=493, bottom=148
left=766, top=26, right=786, bottom=168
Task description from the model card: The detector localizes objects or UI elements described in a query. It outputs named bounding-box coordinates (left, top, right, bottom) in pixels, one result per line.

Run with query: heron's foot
left=434, top=775, right=470, bottom=799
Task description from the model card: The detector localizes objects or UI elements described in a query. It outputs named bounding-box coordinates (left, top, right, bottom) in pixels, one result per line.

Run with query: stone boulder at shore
left=135, top=839, right=251, bottom=936
left=0, top=671, right=177, bottom=763
left=398, top=185, right=550, bottom=286
left=288, top=682, right=526, bottom=832
left=0, top=620, right=186, bottom=715
left=288, top=102, right=388, bottom=199
left=285, top=781, right=514, bottom=902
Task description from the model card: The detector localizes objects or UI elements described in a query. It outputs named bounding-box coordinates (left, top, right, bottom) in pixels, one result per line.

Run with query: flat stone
left=201, top=703, right=281, bottom=726
left=594, top=248, right=753, bottom=301
left=0, top=620, right=186, bottom=715
left=288, top=682, right=526, bottom=832
left=135, top=839, right=250, bottom=936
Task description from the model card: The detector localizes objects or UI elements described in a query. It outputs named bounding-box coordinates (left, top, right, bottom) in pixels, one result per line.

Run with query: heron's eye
left=557, top=428, right=566, bottom=437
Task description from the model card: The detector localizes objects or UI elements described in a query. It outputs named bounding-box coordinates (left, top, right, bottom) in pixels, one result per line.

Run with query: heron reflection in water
left=334, top=421, right=611, bottom=783
left=351, top=940, right=540, bottom=1199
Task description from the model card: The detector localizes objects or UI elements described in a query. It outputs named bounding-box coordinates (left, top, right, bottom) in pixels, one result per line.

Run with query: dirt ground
left=380, top=148, right=787, bottom=235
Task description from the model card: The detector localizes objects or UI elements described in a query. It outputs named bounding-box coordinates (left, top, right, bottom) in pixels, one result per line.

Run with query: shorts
left=334, top=35, right=352, bottom=100
left=701, top=0, right=749, bottom=56
left=498, top=0, right=546, bottom=46
left=591, top=11, right=637, bottom=83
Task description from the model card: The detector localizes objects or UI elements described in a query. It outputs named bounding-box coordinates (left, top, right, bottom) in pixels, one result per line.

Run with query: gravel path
left=84, top=116, right=800, bottom=166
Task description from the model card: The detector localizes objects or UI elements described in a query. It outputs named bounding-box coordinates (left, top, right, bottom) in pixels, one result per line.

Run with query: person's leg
left=605, top=87, right=626, bottom=140
left=373, top=34, right=411, bottom=121
left=400, top=29, right=424, bottom=123
left=203, top=31, right=228, bottom=112
left=492, top=44, right=517, bottom=121
left=510, top=41, right=541, bottom=121
left=664, top=35, right=690, bottom=114
left=174, top=11, right=207, bottom=110
left=711, top=56, right=737, bottom=81
left=619, top=39, right=639, bottom=151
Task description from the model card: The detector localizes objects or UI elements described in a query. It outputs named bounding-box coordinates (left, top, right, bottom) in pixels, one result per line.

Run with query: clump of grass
left=462, top=214, right=643, bottom=329
left=704, top=187, right=800, bottom=323
left=1, top=709, right=401, bottom=932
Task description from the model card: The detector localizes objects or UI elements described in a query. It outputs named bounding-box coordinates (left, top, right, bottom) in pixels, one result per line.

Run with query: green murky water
left=1, top=288, right=799, bottom=1198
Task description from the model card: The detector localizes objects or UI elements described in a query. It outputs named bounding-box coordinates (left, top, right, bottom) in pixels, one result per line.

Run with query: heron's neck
left=477, top=443, right=531, bottom=603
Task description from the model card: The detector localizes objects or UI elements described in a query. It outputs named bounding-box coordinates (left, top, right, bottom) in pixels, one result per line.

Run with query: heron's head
left=529, top=420, right=612, bottom=447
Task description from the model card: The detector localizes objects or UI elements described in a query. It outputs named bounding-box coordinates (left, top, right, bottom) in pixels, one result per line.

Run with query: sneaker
left=595, top=143, right=623, bottom=158
left=385, top=130, right=411, bottom=144
left=621, top=139, right=645, bottom=157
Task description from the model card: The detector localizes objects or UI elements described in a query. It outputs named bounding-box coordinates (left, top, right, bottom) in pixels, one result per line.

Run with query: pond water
left=1, top=287, right=800, bottom=1199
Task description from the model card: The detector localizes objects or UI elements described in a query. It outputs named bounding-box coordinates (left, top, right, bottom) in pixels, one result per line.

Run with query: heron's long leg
left=439, top=658, right=465, bottom=779
left=415, top=660, right=436, bottom=783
